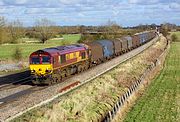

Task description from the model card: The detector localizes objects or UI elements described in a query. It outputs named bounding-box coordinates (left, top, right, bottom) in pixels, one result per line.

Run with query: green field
left=0, top=34, right=81, bottom=60
left=124, top=42, right=180, bottom=122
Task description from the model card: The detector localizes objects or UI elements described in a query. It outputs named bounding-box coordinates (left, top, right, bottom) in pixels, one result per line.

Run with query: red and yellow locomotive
left=30, top=44, right=90, bottom=84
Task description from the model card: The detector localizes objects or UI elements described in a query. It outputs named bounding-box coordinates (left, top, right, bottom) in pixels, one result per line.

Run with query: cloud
left=169, top=2, right=180, bottom=10
left=0, top=0, right=179, bottom=26
left=58, top=0, right=84, bottom=5
left=0, top=1, right=4, bottom=5
left=128, top=0, right=159, bottom=5
left=2, top=0, right=28, bottom=5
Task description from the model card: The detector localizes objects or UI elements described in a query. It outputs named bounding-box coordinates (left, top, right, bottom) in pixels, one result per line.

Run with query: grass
left=124, top=42, right=180, bottom=122
left=0, top=34, right=81, bottom=60
left=48, top=34, right=81, bottom=45
left=11, top=36, right=167, bottom=122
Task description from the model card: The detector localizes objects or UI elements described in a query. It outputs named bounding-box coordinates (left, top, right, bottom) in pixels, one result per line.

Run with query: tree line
left=0, top=17, right=59, bottom=44
left=0, top=16, right=179, bottom=44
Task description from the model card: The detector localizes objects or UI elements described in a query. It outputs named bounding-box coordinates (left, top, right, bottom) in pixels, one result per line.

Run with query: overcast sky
left=0, top=0, right=179, bottom=27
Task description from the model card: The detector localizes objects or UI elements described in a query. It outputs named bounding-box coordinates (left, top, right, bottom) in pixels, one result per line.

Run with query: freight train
left=29, top=31, right=156, bottom=85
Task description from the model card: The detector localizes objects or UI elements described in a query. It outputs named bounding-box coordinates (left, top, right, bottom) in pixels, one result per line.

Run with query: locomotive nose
left=30, top=64, right=52, bottom=76
left=38, top=68, right=45, bottom=75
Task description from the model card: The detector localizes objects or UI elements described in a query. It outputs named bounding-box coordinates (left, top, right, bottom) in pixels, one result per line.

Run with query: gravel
left=0, top=64, right=21, bottom=72
left=0, top=85, right=32, bottom=100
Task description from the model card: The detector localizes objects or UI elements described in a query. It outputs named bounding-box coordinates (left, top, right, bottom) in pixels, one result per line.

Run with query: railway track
left=0, top=77, right=32, bottom=91
left=0, top=86, right=47, bottom=109
left=0, top=70, right=30, bottom=84
left=1, top=36, right=159, bottom=121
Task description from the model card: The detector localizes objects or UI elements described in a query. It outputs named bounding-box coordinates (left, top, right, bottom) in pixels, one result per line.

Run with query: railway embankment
left=9, top=35, right=168, bottom=122
left=122, top=42, right=179, bottom=121
left=110, top=36, right=169, bottom=122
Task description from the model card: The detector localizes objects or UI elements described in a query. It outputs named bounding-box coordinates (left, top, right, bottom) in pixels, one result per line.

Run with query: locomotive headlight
left=31, top=70, right=35, bottom=73
left=45, top=69, right=52, bottom=73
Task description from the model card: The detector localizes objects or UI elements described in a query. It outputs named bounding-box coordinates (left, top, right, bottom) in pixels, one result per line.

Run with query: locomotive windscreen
left=31, top=57, right=40, bottom=64
left=31, top=56, right=50, bottom=64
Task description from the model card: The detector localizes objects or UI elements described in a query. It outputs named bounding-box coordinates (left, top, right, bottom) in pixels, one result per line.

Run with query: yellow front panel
left=30, top=64, right=53, bottom=75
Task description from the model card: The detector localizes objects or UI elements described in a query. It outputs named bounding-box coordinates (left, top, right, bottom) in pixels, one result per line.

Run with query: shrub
left=13, top=47, right=22, bottom=61
left=171, top=34, right=178, bottom=42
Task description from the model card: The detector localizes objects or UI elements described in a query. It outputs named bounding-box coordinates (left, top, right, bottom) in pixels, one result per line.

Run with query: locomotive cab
left=30, top=50, right=53, bottom=77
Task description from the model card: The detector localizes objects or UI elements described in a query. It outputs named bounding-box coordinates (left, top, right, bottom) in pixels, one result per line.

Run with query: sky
left=0, top=0, right=179, bottom=27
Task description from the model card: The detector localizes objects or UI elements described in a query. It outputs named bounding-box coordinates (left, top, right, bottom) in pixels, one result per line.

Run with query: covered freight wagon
left=117, top=38, right=128, bottom=52
left=144, top=32, right=149, bottom=42
left=96, top=40, right=114, bottom=59
left=85, top=42, right=103, bottom=64
left=111, top=39, right=122, bottom=55
left=132, top=34, right=140, bottom=48
left=123, top=36, right=133, bottom=49
left=139, top=33, right=146, bottom=44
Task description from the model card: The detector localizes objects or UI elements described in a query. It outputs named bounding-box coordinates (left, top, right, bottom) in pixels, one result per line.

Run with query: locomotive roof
left=30, top=44, right=87, bottom=57
left=45, top=44, right=87, bottom=54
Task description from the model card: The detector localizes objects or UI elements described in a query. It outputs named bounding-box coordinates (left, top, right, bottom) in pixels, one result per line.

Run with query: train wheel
left=48, top=80, right=53, bottom=85
left=32, top=79, right=38, bottom=85
left=66, top=68, right=71, bottom=77
left=77, top=65, right=83, bottom=73
left=62, top=70, right=67, bottom=78
left=97, top=60, right=101, bottom=65
left=55, top=77, right=58, bottom=83
left=58, top=75, right=63, bottom=82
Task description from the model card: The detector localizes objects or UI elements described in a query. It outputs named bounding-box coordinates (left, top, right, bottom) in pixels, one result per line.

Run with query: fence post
left=109, top=111, right=112, bottom=120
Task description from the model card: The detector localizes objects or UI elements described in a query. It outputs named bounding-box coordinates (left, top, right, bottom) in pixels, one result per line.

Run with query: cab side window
left=61, top=54, right=66, bottom=63
left=81, top=52, right=86, bottom=59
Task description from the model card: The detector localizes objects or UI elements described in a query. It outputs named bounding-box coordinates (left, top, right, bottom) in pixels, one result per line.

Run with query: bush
left=13, top=47, right=22, bottom=61
left=171, top=34, right=178, bottom=42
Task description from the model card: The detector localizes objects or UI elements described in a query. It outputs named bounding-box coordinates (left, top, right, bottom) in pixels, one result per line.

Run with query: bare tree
left=103, top=19, right=122, bottom=39
left=160, top=24, right=169, bottom=38
left=34, top=18, right=57, bottom=43
left=7, top=19, right=25, bottom=43
left=0, top=17, right=5, bottom=44
left=0, top=16, right=5, bottom=27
